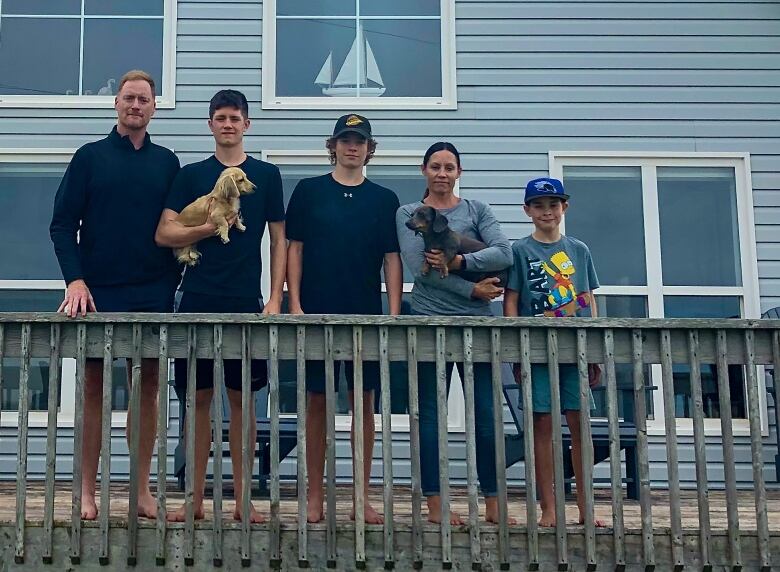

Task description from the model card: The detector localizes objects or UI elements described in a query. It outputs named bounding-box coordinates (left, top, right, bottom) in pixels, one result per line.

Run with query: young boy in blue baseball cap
left=503, top=177, right=606, bottom=528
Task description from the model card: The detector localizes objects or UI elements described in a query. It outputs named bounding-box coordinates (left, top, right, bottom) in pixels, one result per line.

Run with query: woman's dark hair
left=422, top=141, right=461, bottom=200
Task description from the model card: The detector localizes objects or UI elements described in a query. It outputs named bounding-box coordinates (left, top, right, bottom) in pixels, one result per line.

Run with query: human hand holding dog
left=424, top=249, right=463, bottom=272
left=58, top=279, right=96, bottom=318
left=471, top=277, right=503, bottom=301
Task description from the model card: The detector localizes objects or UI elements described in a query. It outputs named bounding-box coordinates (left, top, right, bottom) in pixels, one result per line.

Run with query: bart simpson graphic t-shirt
left=507, top=235, right=600, bottom=317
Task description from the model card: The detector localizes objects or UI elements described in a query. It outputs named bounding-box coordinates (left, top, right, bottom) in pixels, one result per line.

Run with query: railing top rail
left=0, top=312, right=778, bottom=330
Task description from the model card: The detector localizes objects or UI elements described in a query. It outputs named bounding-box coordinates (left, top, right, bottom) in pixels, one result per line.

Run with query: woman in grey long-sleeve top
left=395, top=142, right=514, bottom=525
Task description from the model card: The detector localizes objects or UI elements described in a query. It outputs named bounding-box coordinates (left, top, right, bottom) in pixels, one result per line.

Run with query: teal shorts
left=527, top=364, right=596, bottom=414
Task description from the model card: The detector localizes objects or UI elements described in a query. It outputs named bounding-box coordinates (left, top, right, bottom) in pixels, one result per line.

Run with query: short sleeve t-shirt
left=165, top=155, right=284, bottom=298
left=507, top=235, right=600, bottom=317
left=285, top=174, right=400, bottom=314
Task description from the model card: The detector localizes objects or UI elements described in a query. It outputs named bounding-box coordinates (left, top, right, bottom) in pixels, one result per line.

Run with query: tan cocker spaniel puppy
left=174, top=166, right=255, bottom=266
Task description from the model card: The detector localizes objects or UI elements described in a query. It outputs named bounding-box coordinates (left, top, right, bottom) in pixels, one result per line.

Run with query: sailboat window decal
left=314, top=24, right=386, bottom=97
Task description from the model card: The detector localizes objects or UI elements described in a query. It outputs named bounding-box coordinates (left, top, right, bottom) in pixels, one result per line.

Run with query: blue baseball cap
left=524, top=177, right=569, bottom=205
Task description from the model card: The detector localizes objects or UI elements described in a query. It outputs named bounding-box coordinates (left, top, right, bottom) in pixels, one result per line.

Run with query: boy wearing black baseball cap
left=503, top=177, right=606, bottom=529
left=285, top=114, right=403, bottom=525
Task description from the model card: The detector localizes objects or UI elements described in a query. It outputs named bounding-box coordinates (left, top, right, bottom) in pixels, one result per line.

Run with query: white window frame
left=261, top=149, right=466, bottom=432
left=0, top=149, right=137, bottom=429
left=261, top=0, right=457, bottom=110
left=549, top=151, right=766, bottom=438
left=0, top=0, right=177, bottom=109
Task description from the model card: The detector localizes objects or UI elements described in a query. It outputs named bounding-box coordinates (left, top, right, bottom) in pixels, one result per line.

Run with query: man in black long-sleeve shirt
left=50, top=70, right=182, bottom=521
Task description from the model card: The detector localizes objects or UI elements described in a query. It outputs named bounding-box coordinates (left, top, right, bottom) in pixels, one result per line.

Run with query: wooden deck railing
left=0, top=313, right=778, bottom=570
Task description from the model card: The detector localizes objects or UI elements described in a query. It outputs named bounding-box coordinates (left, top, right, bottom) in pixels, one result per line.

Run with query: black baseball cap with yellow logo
left=332, top=114, right=372, bottom=140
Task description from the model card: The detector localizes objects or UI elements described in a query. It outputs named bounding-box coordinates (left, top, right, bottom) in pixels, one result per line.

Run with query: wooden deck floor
left=6, top=481, right=778, bottom=532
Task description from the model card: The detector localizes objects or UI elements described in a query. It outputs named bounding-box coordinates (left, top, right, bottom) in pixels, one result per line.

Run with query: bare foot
left=427, top=497, right=464, bottom=525
left=579, top=516, right=608, bottom=528
left=138, top=491, right=158, bottom=519
left=167, top=503, right=205, bottom=522
left=81, top=493, right=98, bottom=520
left=350, top=502, right=384, bottom=524
left=485, top=507, right=518, bottom=525
left=307, top=495, right=325, bottom=523
left=538, top=511, right=556, bottom=527
left=234, top=502, right=266, bottom=524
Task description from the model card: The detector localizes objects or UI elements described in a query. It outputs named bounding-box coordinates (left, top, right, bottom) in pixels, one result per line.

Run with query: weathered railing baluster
left=407, top=327, right=424, bottom=569
left=576, top=329, right=596, bottom=571
left=631, top=329, right=655, bottom=571
left=435, top=327, right=452, bottom=568
left=127, top=324, right=142, bottom=566
left=240, top=325, right=252, bottom=566
left=212, top=325, right=224, bottom=567
left=744, top=330, right=771, bottom=571
left=184, top=325, right=197, bottom=566
left=353, top=326, right=366, bottom=568
left=43, top=323, right=61, bottom=565
left=688, top=330, right=711, bottom=571
left=70, top=323, right=87, bottom=564
left=491, top=327, right=509, bottom=570
left=379, top=326, right=395, bottom=569
left=156, top=325, right=169, bottom=565
left=603, top=329, right=625, bottom=570
left=296, top=325, right=308, bottom=568
left=325, top=325, right=337, bottom=567
left=99, top=325, right=114, bottom=565
left=660, top=330, right=683, bottom=571
left=519, top=328, right=538, bottom=569
left=547, top=329, right=567, bottom=570
left=14, top=323, right=31, bottom=564
left=269, top=325, right=282, bottom=568
left=716, top=330, right=742, bottom=570
left=462, top=328, right=481, bottom=570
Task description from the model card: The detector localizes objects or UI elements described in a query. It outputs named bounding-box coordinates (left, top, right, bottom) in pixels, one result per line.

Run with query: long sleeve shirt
left=50, top=126, right=180, bottom=287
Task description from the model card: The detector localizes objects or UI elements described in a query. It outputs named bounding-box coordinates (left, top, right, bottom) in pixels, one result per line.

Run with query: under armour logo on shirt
left=344, top=192, right=353, bottom=198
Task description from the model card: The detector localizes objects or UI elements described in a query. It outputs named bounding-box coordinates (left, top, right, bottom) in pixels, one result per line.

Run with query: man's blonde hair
left=117, top=70, right=156, bottom=98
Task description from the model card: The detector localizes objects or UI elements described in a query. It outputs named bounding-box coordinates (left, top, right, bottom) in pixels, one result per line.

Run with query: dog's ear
left=432, top=211, right=449, bottom=233
left=225, top=175, right=241, bottom=199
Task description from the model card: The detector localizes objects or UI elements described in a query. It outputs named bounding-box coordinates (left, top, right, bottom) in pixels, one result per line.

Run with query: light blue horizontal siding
left=0, top=0, right=778, bottom=490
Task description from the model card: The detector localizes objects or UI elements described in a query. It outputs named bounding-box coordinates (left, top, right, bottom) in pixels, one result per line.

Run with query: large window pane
left=277, top=0, right=354, bottom=16
left=658, top=167, right=741, bottom=286
left=85, top=0, right=163, bottom=16
left=0, top=18, right=80, bottom=95
left=664, top=296, right=746, bottom=419
left=2, top=1, right=80, bottom=15
left=0, top=163, right=66, bottom=279
left=592, top=296, right=653, bottom=420
left=362, top=0, right=440, bottom=17
left=563, top=166, right=647, bottom=286
left=82, top=19, right=163, bottom=96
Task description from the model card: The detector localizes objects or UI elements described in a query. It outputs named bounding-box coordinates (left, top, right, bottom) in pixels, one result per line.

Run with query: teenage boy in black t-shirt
left=156, top=90, right=286, bottom=523
left=286, top=114, right=403, bottom=524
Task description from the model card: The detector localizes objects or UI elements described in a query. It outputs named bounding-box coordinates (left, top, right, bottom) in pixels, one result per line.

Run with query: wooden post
left=127, top=323, right=142, bottom=566
left=70, top=323, right=87, bottom=564
left=435, top=327, right=452, bottom=569
left=14, top=323, right=31, bottom=564
left=716, top=330, right=742, bottom=570
left=603, top=330, right=626, bottom=570
left=240, top=325, right=252, bottom=567
left=491, top=327, right=509, bottom=570
left=407, top=327, right=423, bottom=569
left=155, top=325, right=168, bottom=565
left=212, top=325, right=225, bottom=567
left=632, top=329, right=655, bottom=571
left=519, top=328, right=539, bottom=569
left=325, top=325, right=337, bottom=568
left=659, top=330, right=684, bottom=571
left=184, top=325, right=198, bottom=566
left=99, top=325, right=114, bottom=565
left=42, top=323, right=61, bottom=565
left=352, top=326, right=366, bottom=569
left=296, top=325, right=308, bottom=568
left=744, top=330, right=771, bottom=571
left=379, top=326, right=395, bottom=569
left=688, top=330, right=712, bottom=571
left=576, top=330, right=596, bottom=571
left=462, top=328, right=481, bottom=570
left=547, top=329, right=568, bottom=570
left=269, top=325, right=282, bottom=568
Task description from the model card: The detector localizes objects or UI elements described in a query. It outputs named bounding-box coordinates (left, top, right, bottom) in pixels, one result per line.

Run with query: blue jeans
left=417, top=361, right=498, bottom=497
